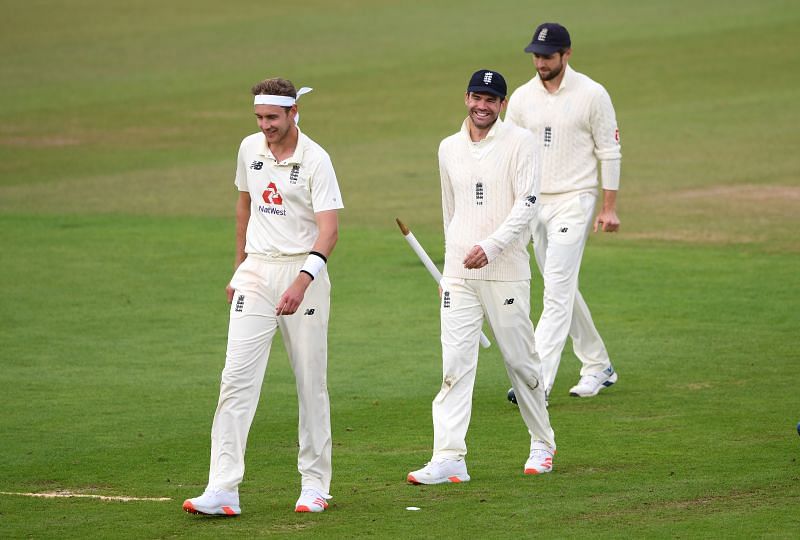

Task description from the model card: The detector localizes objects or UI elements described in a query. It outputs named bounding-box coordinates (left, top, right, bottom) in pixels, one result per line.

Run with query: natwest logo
left=262, top=182, right=283, bottom=205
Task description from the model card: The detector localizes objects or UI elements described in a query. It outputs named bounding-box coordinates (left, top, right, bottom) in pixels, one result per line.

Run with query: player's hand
left=226, top=283, right=235, bottom=304
left=276, top=273, right=313, bottom=315
left=594, top=209, right=620, bottom=232
left=463, top=245, right=488, bottom=269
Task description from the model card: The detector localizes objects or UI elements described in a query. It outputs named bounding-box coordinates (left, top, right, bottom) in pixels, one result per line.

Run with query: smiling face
left=254, top=104, right=297, bottom=145
left=464, top=91, right=505, bottom=131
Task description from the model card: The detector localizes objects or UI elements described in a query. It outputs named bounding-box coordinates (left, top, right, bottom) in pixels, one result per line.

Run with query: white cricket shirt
left=506, top=65, right=621, bottom=199
left=439, top=118, right=540, bottom=281
left=234, top=128, right=343, bottom=256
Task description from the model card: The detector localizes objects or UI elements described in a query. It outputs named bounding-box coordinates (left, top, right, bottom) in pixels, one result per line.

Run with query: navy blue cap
left=524, top=23, right=571, bottom=55
left=466, top=69, right=507, bottom=99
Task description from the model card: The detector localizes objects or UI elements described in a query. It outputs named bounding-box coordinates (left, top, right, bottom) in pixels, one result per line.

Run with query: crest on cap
left=467, top=69, right=507, bottom=98
left=524, top=22, right=571, bottom=55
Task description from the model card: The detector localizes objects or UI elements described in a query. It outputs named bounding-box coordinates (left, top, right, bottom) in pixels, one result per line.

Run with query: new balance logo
left=443, top=291, right=451, bottom=309
left=475, top=182, right=484, bottom=206
left=504, top=298, right=515, bottom=305
left=289, top=165, right=300, bottom=184
left=235, top=295, right=245, bottom=312
left=250, top=161, right=263, bottom=170
left=537, top=28, right=549, bottom=41
left=559, top=227, right=569, bottom=233
left=262, top=182, right=283, bottom=205
left=483, top=71, right=493, bottom=84
left=304, top=308, right=315, bottom=315
left=544, top=126, right=552, bottom=147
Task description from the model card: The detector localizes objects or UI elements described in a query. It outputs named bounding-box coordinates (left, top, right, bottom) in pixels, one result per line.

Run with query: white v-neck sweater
left=439, top=118, right=540, bottom=281
left=506, top=65, right=621, bottom=198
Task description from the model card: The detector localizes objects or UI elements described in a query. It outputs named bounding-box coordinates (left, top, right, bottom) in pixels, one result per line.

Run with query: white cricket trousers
left=207, top=254, right=332, bottom=495
left=433, top=277, right=555, bottom=460
left=532, top=192, right=611, bottom=393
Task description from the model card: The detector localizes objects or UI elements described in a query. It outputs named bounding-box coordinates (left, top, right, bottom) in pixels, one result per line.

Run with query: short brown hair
left=251, top=77, right=297, bottom=99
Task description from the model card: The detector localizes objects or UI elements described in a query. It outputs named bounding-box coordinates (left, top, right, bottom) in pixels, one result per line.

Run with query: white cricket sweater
left=506, top=65, right=621, bottom=200
left=439, top=118, right=540, bottom=281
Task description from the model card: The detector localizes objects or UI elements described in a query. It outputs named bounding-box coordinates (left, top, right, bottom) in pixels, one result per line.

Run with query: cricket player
left=183, top=77, right=343, bottom=516
left=407, top=69, right=556, bottom=485
left=506, top=23, right=621, bottom=401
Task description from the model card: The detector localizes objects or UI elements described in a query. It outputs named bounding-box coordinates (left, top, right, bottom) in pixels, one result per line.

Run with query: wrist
left=477, top=240, right=501, bottom=263
left=296, top=271, right=314, bottom=286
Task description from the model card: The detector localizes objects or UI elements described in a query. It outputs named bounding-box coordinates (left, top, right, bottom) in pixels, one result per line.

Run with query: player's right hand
left=226, top=283, right=235, bottom=304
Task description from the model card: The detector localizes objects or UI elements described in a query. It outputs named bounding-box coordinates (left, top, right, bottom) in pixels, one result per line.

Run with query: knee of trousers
left=541, top=289, right=575, bottom=316
left=433, top=367, right=476, bottom=403
left=506, top=361, right=542, bottom=391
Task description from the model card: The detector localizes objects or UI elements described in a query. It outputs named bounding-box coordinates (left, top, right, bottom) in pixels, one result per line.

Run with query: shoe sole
left=524, top=455, right=553, bottom=475
left=524, top=467, right=553, bottom=475
left=182, top=500, right=240, bottom=516
left=295, top=504, right=327, bottom=513
left=569, top=372, right=618, bottom=397
left=407, top=474, right=470, bottom=485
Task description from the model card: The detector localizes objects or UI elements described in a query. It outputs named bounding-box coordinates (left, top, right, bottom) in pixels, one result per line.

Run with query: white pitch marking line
left=0, top=491, right=171, bottom=502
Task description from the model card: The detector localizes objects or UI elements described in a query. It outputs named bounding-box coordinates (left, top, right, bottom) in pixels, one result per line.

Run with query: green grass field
left=1, top=0, right=799, bottom=538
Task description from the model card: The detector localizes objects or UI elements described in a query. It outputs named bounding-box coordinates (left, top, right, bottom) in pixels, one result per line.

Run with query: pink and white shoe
left=295, top=488, right=331, bottom=513
left=524, top=443, right=555, bottom=475
left=183, top=488, right=240, bottom=516
left=407, top=458, right=470, bottom=485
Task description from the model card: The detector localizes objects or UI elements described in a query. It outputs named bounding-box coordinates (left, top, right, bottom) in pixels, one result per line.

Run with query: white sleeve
left=439, top=143, right=455, bottom=241
left=478, top=137, right=538, bottom=261
left=310, top=153, right=344, bottom=212
left=600, top=159, right=621, bottom=191
left=505, top=90, right=523, bottom=128
left=234, top=139, right=249, bottom=192
left=590, top=87, right=621, bottom=191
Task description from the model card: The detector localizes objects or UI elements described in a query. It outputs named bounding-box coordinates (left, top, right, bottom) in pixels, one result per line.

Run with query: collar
left=534, top=64, right=574, bottom=94
left=460, top=116, right=503, bottom=143
left=258, top=127, right=306, bottom=165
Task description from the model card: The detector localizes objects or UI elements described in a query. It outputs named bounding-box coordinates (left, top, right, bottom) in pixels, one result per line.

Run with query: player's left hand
left=276, top=274, right=312, bottom=315
left=463, top=245, right=489, bottom=269
left=594, top=209, right=620, bottom=232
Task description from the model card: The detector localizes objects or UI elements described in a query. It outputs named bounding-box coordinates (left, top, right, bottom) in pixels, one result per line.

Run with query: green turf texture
left=1, top=0, right=799, bottom=538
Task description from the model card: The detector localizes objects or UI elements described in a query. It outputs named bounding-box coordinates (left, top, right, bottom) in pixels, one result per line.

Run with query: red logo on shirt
left=614, top=128, right=620, bottom=143
left=262, top=182, right=283, bottom=205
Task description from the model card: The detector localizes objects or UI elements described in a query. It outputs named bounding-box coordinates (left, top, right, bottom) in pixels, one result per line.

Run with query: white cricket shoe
left=183, top=488, right=241, bottom=516
left=569, top=366, right=618, bottom=397
left=407, top=458, right=470, bottom=485
left=524, top=443, right=555, bottom=475
left=295, top=488, right=331, bottom=513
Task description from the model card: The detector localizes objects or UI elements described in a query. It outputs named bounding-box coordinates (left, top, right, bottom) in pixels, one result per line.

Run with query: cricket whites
left=396, top=218, right=491, bottom=349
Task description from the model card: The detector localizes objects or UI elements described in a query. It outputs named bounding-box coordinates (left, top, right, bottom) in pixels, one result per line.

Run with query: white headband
left=254, top=86, right=313, bottom=106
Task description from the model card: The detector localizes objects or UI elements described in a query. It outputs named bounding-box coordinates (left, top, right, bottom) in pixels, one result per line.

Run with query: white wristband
left=300, top=251, right=327, bottom=280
